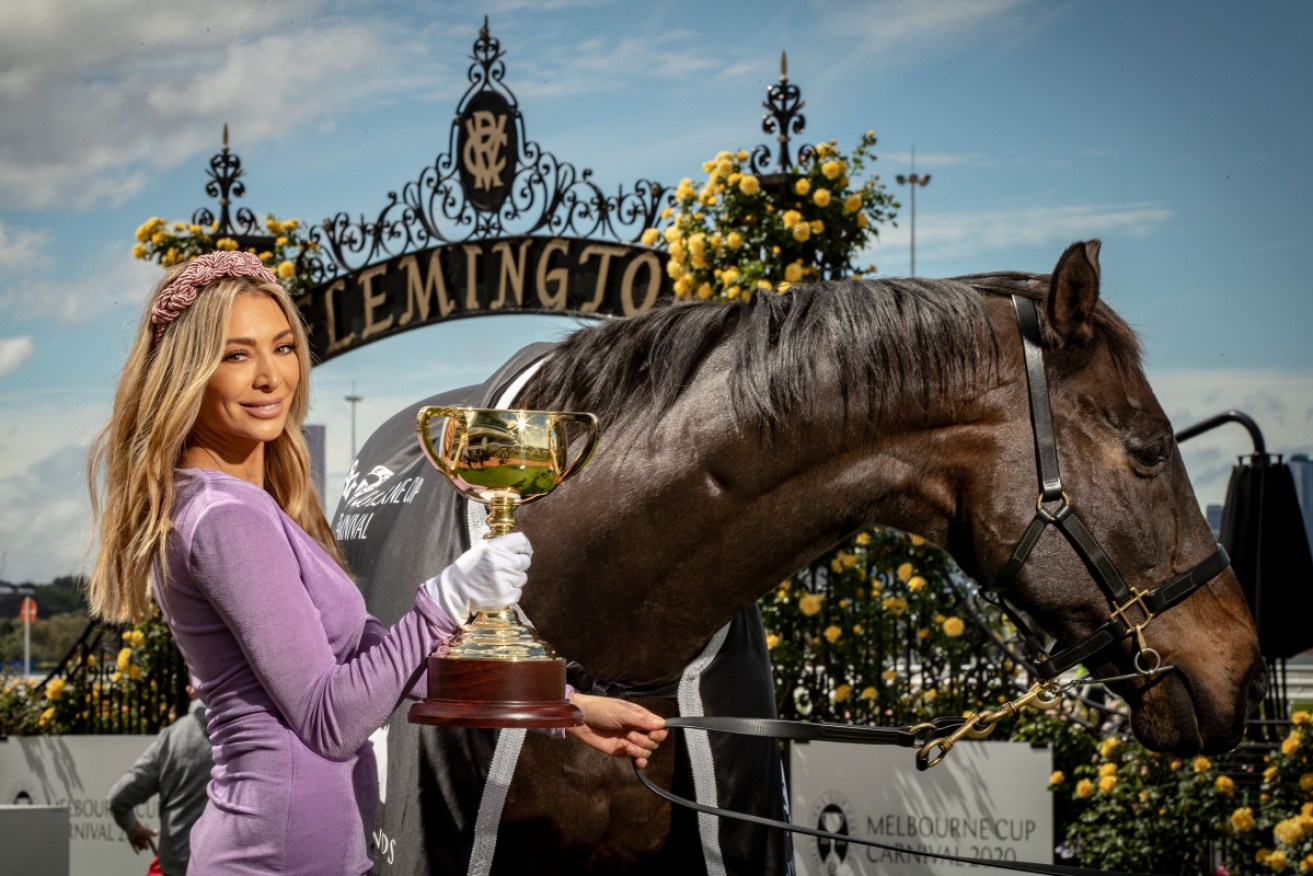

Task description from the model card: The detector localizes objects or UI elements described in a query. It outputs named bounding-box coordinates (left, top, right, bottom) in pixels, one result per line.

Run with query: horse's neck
left=519, top=387, right=983, bottom=683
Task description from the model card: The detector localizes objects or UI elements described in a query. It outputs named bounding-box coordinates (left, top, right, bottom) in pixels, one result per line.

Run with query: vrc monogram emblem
left=462, top=110, right=508, bottom=191
left=456, top=90, right=518, bottom=213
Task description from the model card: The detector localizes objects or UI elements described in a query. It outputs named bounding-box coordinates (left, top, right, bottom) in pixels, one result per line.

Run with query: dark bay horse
left=337, top=240, right=1265, bottom=875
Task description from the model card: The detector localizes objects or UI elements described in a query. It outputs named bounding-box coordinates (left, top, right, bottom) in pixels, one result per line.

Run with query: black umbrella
left=1177, top=411, right=1313, bottom=661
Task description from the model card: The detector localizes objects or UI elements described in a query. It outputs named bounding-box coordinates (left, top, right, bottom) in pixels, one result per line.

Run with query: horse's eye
left=1130, top=437, right=1172, bottom=471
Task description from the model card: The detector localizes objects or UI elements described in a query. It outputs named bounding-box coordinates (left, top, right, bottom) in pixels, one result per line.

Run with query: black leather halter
left=986, top=295, right=1231, bottom=681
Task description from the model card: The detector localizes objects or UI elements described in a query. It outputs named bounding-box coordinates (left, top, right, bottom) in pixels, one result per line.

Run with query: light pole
left=345, top=384, right=363, bottom=460
left=896, top=146, right=931, bottom=276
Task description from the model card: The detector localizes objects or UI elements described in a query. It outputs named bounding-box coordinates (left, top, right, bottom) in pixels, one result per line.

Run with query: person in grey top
left=109, top=694, right=213, bottom=876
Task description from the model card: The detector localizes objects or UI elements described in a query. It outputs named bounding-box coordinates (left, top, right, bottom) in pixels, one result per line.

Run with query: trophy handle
left=416, top=406, right=460, bottom=480
left=552, top=412, right=600, bottom=485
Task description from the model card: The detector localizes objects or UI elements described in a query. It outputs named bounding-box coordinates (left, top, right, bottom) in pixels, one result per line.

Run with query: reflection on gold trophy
left=408, top=406, right=599, bottom=729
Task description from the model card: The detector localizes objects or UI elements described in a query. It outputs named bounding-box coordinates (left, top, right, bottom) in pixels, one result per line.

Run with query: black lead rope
left=635, top=716, right=1165, bottom=876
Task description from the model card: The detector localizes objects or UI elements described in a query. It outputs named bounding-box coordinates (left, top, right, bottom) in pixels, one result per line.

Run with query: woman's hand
left=566, top=692, right=667, bottom=769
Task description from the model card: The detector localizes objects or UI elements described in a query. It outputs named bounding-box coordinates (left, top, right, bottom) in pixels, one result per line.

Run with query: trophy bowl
left=408, top=406, right=598, bottom=729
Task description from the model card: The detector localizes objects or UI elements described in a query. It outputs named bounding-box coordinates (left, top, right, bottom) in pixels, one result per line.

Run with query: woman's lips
left=242, top=399, right=285, bottom=419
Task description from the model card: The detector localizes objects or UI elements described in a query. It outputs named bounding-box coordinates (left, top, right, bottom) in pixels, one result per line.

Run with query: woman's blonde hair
left=87, top=265, right=344, bottom=622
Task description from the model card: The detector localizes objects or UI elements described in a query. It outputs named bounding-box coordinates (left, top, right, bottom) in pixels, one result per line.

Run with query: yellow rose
left=781, top=209, right=801, bottom=228
left=1301, top=855, right=1313, bottom=873
left=942, top=617, right=965, bottom=637
left=810, top=220, right=824, bottom=234
left=813, top=189, right=832, bottom=208
left=1049, top=771, right=1065, bottom=786
left=824, top=625, right=843, bottom=644
left=1293, top=710, right=1311, bottom=725
left=702, top=160, right=716, bottom=174
left=897, top=562, right=914, bottom=581
left=798, top=593, right=823, bottom=616
left=45, top=678, right=66, bottom=701
left=132, top=243, right=147, bottom=259
left=151, top=230, right=166, bottom=245
left=766, top=634, right=779, bottom=650
left=1284, top=732, right=1303, bottom=756
left=129, top=665, right=142, bottom=680
left=725, top=286, right=742, bottom=300
left=1300, top=773, right=1313, bottom=791
left=834, top=684, right=851, bottom=703
left=844, top=193, right=863, bottom=213
left=882, top=669, right=897, bottom=681
left=1193, top=756, right=1212, bottom=773
left=1265, top=765, right=1279, bottom=781
left=716, top=159, right=733, bottom=177
left=1099, top=737, right=1121, bottom=758
left=855, top=532, right=871, bottom=546
left=39, top=706, right=56, bottom=727
left=909, top=534, right=925, bottom=546
left=907, top=576, right=925, bottom=592
left=641, top=228, right=659, bottom=246
left=1270, top=851, right=1289, bottom=872
left=791, top=224, right=810, bottom=242
left=258, top=251, right=274, bottom=264
left=882, top=596, right=908, bottom=616
left=117, top=648, right=133, bottom=671
left=794, top=178, right=811, bottom=195
left=822, top=160, right=843, bottom=179
left=1075, top=779, right=1094, bottom=799
left=860, top=687, right=876, bottom=701
left=674, top=276, right=694, bottom=297
left=857, top=213, right=869, bottom=228
left=1215, top=775, right=1235, bottom=796
left=216, top=238, right=239, bottom=251
left=1232, top=807, right=1256, bottom=832
left=726, top=231, right=743, bottom=250
left=1098, top=762, right=1118, bottom=777
left=696, top=282, right=713, bottom=300
left=738, top=175, right=760, bottom=196
left=1097, top=775, right=1117, bottom=793
left=1275, top=818, right=1305, bottom=845
left=784, top=262, right=804, bottom=283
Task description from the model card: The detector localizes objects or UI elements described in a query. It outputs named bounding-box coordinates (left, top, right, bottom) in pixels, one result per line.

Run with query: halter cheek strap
left=988, top=295, right=1230, bottom=680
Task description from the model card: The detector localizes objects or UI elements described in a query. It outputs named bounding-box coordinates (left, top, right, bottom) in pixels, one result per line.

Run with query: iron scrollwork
left=749, top=51, right=817, bottom=177
left=305, top=20, right=669, bottom=289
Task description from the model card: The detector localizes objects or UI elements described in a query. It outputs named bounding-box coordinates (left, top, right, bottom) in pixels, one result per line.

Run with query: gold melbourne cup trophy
left=408, top=406, right=599, bottom=729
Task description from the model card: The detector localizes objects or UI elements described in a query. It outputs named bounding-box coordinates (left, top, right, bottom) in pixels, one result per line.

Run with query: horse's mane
left=521, top=272, right=1142, bottom=433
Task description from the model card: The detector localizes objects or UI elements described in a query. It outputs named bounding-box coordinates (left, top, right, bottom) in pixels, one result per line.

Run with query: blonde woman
left=88, top=252, right=664, bottom=875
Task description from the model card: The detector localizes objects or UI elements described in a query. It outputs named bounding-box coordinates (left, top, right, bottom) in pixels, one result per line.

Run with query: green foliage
left=1028, top=709, right=1313, bottom=875
left=648, top=133, right=897, bottom=301
left=761, top=528, right=1026, bottom=724
left=131, top=214, right=318, bottom=297
left=0, top=613, right=182, bottom=736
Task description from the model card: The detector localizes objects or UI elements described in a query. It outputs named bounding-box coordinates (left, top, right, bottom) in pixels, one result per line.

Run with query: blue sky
left=1, top=0, right=1310, bottom=584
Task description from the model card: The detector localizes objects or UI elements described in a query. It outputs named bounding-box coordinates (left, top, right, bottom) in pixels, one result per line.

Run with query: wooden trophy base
left=408, top=653, right=583, bottom=729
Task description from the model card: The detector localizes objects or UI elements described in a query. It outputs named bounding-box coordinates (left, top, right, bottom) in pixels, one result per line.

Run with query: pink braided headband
left=150, top=251, right=279, bottom=345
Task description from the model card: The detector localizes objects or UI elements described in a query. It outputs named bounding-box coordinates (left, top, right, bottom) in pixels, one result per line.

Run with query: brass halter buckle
left=1109, top=587, right=1165, bottom=673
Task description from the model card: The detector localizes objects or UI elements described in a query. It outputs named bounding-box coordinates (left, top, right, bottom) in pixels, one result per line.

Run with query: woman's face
left=191, top=292, right=301, bottom=460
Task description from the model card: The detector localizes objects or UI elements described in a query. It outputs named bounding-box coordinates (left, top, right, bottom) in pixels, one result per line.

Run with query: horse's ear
left=1045, top=239, right=1101, bottom=346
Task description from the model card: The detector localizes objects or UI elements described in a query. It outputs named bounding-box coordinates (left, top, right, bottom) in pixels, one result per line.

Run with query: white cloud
left=1149, top=367, right=1313, bottom=510
left=820, top=0, right=1038, bottom=65
left=0, top=445, right=91, bottom=584
left=0, top=337, right=34, bottom=379
left=0, top=221, right=49, bottom=273
left=0, top=2, right=451, bottom=210
left=0, top=239, right=160, bottom=324
left=873, top=202, right=1174, bottom=267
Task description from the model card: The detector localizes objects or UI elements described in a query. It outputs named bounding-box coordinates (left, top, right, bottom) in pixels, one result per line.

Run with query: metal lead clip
left=915, top=681, right=1063, bottom=771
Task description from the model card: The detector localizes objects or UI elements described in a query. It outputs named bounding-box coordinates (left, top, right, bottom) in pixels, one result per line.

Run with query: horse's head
left=957, top=241, right=1265, bottom=755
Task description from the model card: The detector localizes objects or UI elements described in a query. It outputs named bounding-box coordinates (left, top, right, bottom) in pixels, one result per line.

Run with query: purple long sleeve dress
left=153, top=468, right=457, bottom=875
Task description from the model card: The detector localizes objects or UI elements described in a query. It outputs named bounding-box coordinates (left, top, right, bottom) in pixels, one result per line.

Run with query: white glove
left=425, top=532, right=531, bottom=626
